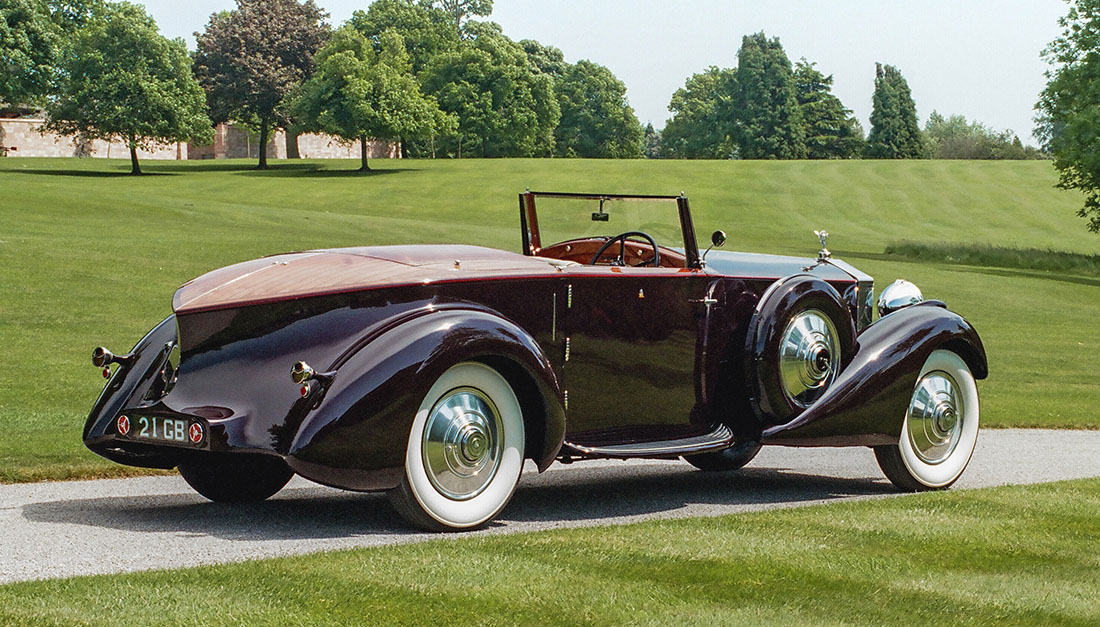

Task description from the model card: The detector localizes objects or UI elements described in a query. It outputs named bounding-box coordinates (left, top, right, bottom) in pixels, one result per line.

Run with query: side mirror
left=701, top=230, right=726, bottom=267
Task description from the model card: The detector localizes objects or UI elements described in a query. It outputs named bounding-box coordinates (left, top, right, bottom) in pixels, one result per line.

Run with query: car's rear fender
left=83, top=315, right=182, bottom=467
left=762, top=302, right=986, bottom=445
left=286, top=306, right=565, bottom=491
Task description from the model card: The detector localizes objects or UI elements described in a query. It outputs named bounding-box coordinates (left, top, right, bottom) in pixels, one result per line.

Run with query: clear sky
left=143, top=0, right=1067, bottom=145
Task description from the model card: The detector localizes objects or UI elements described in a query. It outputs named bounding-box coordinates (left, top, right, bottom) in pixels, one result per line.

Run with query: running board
left=563, top=424, right=734, bottom=458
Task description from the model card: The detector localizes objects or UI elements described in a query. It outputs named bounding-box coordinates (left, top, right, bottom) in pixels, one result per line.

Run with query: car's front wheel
left=389, top=362, right=525, bottom=531
left=874, top=349, right=980, bottom=491
left=178, top=454, right=294, bottom=503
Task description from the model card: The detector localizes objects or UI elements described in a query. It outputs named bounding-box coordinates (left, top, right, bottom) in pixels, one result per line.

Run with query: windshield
left=533, top=195, right=686, bottom=251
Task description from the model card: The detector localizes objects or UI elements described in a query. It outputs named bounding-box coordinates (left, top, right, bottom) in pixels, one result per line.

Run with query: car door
left=560, top=265, right=714, bottom=445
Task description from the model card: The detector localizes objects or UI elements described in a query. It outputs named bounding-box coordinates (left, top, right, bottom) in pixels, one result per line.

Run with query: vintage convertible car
left=85, top=191, right=986, bottom=530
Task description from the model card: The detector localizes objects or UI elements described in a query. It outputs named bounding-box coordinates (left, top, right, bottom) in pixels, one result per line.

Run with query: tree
left=733, top=32, right=805, bottom=159
left=43, top=2, right=211, bottom=174
left=866, top=63, right=925, bottom=159
left=1, top=0, right=59, bottom=105
left=1, top=0, right=100, bottom=107
left=793, top=59, right=863, bottom=159
left=291, top=27, right=453, bottom=171
left=925, top=111, right=1041, bottom=160
left=422, top=26, right=558, bottom=157
left=519, top=38, right=566, bottom=78
left=1037, top=0, right=1100, bottom=232
left=193, top=0, right=328, bottom=169
left=642, top=122, right=661, bottom=158
left=426, top=0, right=492, bottom=33
left=553, top=60, right=642, bottom=158
left=661, top=66, right=736, bottom=159
left=347, top=0, right=458, bottom=76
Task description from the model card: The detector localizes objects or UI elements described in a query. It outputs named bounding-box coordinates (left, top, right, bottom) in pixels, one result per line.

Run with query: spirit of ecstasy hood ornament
left=814, top=229, right=830, bottom=261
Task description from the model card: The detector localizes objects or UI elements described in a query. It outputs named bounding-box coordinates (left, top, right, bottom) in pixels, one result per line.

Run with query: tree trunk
left=359, top=136, right=370, bottom=171
left=129, top=137, right=141, bottom=175
left=257, top=120, right=269, bottom=169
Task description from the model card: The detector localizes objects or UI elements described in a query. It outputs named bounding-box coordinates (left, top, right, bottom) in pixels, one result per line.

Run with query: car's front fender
left=286, top=305, right=565, bottom=491
left=762, top=302, right=986, bottom=445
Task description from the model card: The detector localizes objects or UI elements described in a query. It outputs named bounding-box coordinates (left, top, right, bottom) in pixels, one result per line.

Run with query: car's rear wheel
left=683, top=441, right=761, bottom=472
left=389, top=362, right=525, bottom=531
left=178, top=454, right=294, bottom=503
left=874, top=349, right=980, bottom=491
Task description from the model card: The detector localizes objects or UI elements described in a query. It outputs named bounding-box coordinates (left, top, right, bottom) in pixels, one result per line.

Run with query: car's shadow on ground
left=21, top=464, right=892, bottom=541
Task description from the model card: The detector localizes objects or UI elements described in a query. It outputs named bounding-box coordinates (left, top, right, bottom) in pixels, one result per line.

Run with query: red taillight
left=300, top=384, right=310, bottom=397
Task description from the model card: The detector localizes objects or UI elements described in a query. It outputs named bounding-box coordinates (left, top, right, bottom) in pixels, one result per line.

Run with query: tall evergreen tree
left=642, top=122, right=661, bottom=158
left=866, top=63, right=925, bottom=159
left=553, top=59, right=642, bottom=158
left=733, top=32, right=805, bottom=159
left=793, top=59, right=863, bottom=159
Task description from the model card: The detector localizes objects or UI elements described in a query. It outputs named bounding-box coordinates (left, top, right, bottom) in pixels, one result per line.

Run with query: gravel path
left=2, top=429, right=1098, bottom=584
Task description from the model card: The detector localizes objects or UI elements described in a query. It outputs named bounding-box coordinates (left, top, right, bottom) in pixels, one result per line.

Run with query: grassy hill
left=0, top=157, right=1096, bottom=482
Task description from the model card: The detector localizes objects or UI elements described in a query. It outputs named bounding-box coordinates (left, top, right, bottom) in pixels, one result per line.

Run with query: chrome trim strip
left=564, top=424, right=734, bottom=457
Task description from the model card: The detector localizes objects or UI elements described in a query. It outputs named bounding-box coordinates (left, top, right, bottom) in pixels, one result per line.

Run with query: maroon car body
left=85, top=191, right=987, bottom=530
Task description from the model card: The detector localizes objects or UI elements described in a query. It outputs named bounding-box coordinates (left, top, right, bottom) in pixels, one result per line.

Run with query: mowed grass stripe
left=0, top=158, right=1097, bottom=482
left=1, top=478, right=1098, bottom=626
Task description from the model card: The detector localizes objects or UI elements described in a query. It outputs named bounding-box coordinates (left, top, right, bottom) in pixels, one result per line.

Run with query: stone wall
left=295, top=133, right=399, bottom=159
left=0, top=118, right=186, bottom=159
left=0, top=118, right=397, bottom=161
left=187, top=123, right=286, bottom=160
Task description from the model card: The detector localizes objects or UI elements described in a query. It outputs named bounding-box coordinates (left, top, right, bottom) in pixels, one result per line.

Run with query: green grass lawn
left=2, top=477, right=1098, bottom=626
left=0, top=157, right=1097, bottom=482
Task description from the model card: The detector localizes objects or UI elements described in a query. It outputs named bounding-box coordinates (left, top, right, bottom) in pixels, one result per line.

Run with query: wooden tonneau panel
left=173, top=245, right=561, bottom=314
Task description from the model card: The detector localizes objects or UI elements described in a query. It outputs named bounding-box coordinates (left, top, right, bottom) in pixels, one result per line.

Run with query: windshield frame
left=518, top=191, right=701, bottom=269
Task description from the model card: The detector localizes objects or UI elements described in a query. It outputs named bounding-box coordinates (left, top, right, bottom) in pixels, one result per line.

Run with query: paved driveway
left=2, top=429, right=1098, bottom=584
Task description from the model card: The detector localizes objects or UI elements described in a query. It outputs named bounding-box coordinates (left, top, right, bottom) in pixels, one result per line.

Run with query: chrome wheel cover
left=778, top=309, right=840, bottom=407
left=422, top=387, right=502, bottom=501
left=907, top=370, right=964, bottom=464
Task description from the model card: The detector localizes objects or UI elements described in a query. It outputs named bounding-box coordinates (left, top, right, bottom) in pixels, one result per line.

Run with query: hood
left=704, top=250, right=872, bottom=283
left=173, top=245, right=560, bottom=314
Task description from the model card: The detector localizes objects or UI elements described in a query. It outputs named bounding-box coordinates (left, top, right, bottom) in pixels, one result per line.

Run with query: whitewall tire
left=389, top=362, right=525, bottom=530
left=875, top=349, right=980, bottom=491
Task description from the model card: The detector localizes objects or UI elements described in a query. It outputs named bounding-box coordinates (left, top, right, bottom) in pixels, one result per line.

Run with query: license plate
left=117, top=414, right=204, bottom=445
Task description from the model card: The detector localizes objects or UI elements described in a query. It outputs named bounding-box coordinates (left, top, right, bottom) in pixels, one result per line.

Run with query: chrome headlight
left=877, top=279, right=924, bottom=318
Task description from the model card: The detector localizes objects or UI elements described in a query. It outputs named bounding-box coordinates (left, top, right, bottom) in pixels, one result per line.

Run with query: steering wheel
left=589, top=231, right=661, bottom=267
